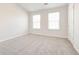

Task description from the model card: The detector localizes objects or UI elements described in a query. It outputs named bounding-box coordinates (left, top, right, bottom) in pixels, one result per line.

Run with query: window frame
left=32, top=14, right=41, bottom=29
left=48, top=12, right=60, bottom=30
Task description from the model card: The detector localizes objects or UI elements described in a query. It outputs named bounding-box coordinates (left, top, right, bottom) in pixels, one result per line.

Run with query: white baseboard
left=30, top=33, right=68, bottom=39
left=0, top=33, right=28, bottom=42
left=68, top=39, right=79, bottom=54
left=73, top=44, right=79, bottom=53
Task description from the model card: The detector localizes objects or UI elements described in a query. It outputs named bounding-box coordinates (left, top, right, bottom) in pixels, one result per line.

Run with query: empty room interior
left=0, top=3, right=79, bottom=55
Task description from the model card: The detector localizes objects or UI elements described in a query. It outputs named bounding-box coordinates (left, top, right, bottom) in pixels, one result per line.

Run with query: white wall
left=29, top=6, right=68, bottom=38
left=73, top=4, right=79, bottom=53
left=68, top=4, right=74, bottom=43
left=68, top=3, right=79, bottom=53
left=0, top=4, right=28, bottom=42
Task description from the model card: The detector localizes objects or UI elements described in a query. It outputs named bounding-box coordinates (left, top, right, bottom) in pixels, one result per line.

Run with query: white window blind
left=48, top=12, right=60, bottom=30
left=32, top=15, right=40, bottom=29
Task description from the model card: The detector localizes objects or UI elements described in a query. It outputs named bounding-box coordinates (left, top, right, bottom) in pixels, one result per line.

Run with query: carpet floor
left=0, top=34, right=78, bottom=55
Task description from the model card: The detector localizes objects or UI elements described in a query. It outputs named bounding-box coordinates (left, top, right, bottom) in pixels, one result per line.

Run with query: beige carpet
left=0, top=34, right=78, bottom=55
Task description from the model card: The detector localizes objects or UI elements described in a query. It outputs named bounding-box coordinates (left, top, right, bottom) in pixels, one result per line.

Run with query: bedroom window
left=48, top=12, right=60, bottom=30
left=32, top=15, right=40, bottom=29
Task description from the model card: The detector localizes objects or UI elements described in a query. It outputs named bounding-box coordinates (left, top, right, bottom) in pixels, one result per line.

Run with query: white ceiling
left=19, top=3, right=68, bottom=12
